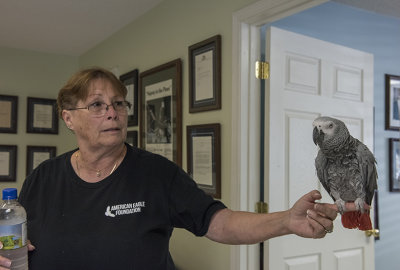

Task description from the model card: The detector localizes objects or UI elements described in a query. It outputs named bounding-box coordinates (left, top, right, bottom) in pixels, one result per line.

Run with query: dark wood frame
left=0, top=145, right=17, bottom=182
left=27, top=97, right=58, bottom=134
left=126, top=130, right=138, bottom=147
left=187, top=123, right=221, bottom=198
left=389, top=138, right=400, bottom=192
left=120, top=69, right=139, bottom=126
left=385, top=74, right=400, bottom=131
left=189, top=35, right=221, bottom=113
left=26, top=146, right=56, bottom=176
left=0, top=95, right=18, bottom=133
left=139, top=59, right=182, bottom=166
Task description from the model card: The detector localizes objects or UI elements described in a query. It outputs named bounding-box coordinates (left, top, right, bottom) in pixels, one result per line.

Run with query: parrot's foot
left=335, top=199, right=346, bottom=214
left=354, top=198, right=366, bottom=213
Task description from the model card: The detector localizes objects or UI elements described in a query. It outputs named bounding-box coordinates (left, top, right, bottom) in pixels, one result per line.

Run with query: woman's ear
left=62, top=110, right=73, bottom=130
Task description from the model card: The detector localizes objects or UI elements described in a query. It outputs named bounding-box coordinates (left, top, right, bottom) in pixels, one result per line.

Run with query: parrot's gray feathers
left=312, top=116, right=378, bottom=209
left=315, top=151, right=330, bottom=194
left=355, top=140, right=378, bottom=205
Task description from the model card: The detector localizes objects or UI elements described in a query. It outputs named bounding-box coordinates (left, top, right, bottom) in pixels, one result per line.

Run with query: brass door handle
left=365, top=229, right=380, bottom=238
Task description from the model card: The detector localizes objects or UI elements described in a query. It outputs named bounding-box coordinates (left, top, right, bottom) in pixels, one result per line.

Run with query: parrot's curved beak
left=313, top=127, right=324, bottom=145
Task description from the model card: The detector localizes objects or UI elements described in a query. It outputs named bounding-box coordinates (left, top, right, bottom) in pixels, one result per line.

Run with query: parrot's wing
left=315, top=150, right=332, bottom=199
left=356, top=139, right=378, bottom=205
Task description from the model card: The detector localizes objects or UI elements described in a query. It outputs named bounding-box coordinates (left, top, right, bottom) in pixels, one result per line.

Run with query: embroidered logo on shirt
left=105, top=201, right=145, bottom=217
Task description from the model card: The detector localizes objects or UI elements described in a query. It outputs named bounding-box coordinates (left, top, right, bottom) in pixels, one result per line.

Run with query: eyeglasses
left=67, top=101, right=132, bottom=116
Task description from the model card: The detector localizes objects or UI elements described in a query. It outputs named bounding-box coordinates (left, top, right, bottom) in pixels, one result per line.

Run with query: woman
left=0, top=67, right=343, bottom=269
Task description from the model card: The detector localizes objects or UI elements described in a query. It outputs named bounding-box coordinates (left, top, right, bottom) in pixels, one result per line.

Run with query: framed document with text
left=27, top=97, right=58, bottom=134
left=0, top=95, right=18, bottom=133
left=0, top=145, right=17, bottom=182
left=189, top=35, right=221, bottom=113
left=26, top=146, right=56, bottom=176
left=139, top=59, right=182, bottom=166
left=187, top=123, right=221, bottom=198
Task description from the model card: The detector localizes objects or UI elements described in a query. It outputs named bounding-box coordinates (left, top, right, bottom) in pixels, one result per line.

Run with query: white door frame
left=230, top=1, right=328, bottom=269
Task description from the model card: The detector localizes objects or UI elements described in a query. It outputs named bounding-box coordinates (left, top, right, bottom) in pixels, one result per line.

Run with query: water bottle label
left=0, top=222, right=27, bottom=250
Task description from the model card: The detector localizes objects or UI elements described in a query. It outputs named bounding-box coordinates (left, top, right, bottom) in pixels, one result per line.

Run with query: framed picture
left=126, top=130, right=138, bottom=147
left=385, top=74, right=400, bottom=130
left=27, top=97, right=59, bottom=134
left=139, top=59, right=182, bottom=166
left=389, top=138, right=400, bottom=192
left=26, top=146, right=56, bottom=176
left=187, top=123, right=221, bottom=198
left=189, top=35, right=221, bottom=113
left=0, top=95, right=18, bottom=133
left=0, top=145, right=17, bottom=182
left=120, top=69, right=139, bottom=126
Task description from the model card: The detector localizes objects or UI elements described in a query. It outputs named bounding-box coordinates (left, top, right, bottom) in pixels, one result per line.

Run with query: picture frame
left=189, top=35, right=221, bottom=113
left=26, top=146, right=56, bottom=176
left=126, top=130, right=138, bottom=147
left=139, top=59, right=182, bottom=166
left=27, top=97, right=59, bottom=134
left=0, top=145, right=17, bottom=182
left=389, top=138, right=400, bottom=192
left=187, top=123, right=221, bottom=198
left=385, top=74, right=400, bottom=131
left=0, top=95, right=18, bottom=133
left=120, top=69, right=139, bottom=126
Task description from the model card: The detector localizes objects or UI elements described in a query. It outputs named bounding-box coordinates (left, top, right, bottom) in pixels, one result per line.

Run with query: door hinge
left=255, top=201, right=268, bottom=214
left=255, top=61, right=269, bottom=79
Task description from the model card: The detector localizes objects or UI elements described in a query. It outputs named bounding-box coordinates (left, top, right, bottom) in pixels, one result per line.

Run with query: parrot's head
left=312, top=116, right=350, bottom=150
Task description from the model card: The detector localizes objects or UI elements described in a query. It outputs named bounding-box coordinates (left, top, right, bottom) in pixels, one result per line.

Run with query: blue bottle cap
left=2, top=188, right=17, bottom=200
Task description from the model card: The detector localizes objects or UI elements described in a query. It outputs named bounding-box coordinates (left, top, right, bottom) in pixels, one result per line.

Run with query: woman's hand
left=0, top=240, right=35, bottom=270
left=287, top=190, right=371, bottom=238
left=288, top=190, right=337, bottom=238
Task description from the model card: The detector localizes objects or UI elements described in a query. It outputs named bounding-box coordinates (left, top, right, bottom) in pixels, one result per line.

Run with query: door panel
left=266, top=27, right=374, bottom=270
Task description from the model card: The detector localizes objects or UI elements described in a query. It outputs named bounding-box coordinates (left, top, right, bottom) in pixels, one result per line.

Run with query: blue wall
left=267, top=2, right=400, bottom=269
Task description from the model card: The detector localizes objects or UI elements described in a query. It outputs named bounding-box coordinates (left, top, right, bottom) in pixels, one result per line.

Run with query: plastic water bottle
left=0, top=188, right=28, bottom=270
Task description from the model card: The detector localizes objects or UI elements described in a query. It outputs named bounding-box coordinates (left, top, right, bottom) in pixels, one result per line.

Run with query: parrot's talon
left=354, top=198, right=365, bottom=213
left=335, top=199, right=346, bottom=214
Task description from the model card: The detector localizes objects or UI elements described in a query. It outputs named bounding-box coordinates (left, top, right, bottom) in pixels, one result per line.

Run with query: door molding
left=230, top=1, right=328, bottom=269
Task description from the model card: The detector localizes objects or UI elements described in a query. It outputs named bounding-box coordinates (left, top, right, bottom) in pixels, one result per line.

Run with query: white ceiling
left=0, top=0, right=398, bottom=56
left=0, top=0, right=164, bottom=56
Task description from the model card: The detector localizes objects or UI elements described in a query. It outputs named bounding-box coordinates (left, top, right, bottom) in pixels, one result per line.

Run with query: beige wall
left=0, top=0, right=258, bottom=269
left=80, top=0, right=257, bottom=269
left=0, top=47, right=78, bottom=191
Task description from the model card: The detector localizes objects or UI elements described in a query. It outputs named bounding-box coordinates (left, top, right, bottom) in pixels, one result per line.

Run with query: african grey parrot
left=312, top=116, right=377, bottom=230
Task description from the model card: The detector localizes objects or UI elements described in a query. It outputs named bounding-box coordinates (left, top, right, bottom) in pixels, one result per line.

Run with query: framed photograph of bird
left=385, top=74, right=400, bottom=131
left=139, top=59, right=182, bottom=166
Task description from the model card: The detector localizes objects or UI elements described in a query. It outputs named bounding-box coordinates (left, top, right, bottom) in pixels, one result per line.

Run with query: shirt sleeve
left=167, top=167, right=227, bottom=236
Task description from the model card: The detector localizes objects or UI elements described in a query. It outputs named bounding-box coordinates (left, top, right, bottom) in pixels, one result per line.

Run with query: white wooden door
left=266, top=27, right=375, bottom=270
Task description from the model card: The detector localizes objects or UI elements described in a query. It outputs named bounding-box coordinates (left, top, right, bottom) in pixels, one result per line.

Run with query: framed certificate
left=27, top=97, right=59, bottom=134
left=0, top=145, right=17, bottom=182
left=187, top=123, right=221, bottom=198
left=120, top=69, right=139, bottom=126
left=26, top=146, right=56, bottom=176
left=0, top=95, right=18, bottom=133
left=189, top=35, right=221, bottom=113
left=139, top=59, right=182, bottom=166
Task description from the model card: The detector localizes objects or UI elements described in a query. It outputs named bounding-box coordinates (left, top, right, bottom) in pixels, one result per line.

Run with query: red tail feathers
left=341, top=211, right=372, bottom=231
